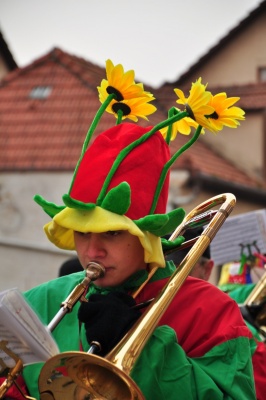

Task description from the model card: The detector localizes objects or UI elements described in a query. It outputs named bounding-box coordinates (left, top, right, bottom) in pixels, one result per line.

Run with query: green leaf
left=152, top=207, right=185, bottom=236
left=135, top=207, right=185, bottom=236
left=33, top=194, right=65, bottom=218
left=161, top=236, right=185, bottom=251
left=62, top=194, right=96, bottom=210
left=101, top=182, right=131, bottom=215
left=135, top=214, right=169, bottom=233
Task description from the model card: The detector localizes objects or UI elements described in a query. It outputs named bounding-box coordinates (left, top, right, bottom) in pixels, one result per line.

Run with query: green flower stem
left=116, top=109, right=123, bottom=125
left=150, top=110, right=189, bottom=134
left=97, top=110, right=189, bottom=205
left=149, top=125, right=202, bottom=214
left=68, top=93, right=115, bottom=193
left=166, top=107, right=179, bottom=145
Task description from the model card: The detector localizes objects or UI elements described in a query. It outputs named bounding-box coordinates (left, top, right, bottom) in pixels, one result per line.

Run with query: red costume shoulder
left=136, top=276, right=252, bottom=357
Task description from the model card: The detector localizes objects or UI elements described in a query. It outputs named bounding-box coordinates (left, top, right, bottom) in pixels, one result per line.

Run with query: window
left=258, top=67, right=266, bottom=82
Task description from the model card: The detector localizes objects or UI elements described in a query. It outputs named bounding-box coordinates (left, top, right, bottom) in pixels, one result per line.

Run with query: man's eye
left=106, top=231, right=120, bottom=237
left=75, top=231, right=90, bottom=237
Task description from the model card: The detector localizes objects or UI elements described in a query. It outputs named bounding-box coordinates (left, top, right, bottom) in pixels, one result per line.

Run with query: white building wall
left=181, top=13, right=266, bottom=87
left=0, top=172, right=77, bottom=291
left=201, top=112, right=264, bottom=180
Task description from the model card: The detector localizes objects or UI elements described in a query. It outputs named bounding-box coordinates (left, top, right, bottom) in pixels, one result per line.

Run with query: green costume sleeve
left=131, top=326, right=255, bottom=400
left=22, top=272, right=85, bottom=400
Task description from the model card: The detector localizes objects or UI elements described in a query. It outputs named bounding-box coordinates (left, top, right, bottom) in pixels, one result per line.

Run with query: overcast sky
left=0, top=0, right=262, bottom=87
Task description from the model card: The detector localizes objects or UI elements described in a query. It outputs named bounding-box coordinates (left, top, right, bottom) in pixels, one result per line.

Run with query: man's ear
left=204, top=259, right=214, bottom=281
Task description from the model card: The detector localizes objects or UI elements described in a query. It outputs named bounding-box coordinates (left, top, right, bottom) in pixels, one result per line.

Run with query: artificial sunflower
left=98, top=59, right=156, bottom=121
left=106, top=96, right=157, bottom=122
left=98, top=59, right=154, bottom=101
left=174, top=78, right=214, bottom=130
left=206, top=92, right=245, bottom=132
left=160, top=108, right=202, bottom=140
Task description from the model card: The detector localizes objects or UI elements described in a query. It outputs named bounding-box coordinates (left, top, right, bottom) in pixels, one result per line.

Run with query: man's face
left=74, top=230, right=147, bottom=287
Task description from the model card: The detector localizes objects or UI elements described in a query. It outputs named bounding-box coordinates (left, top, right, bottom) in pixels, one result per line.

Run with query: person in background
left=165, top=227, right=214, bottom=281
left=0, top=60, right=255, bottom=400
left=58, top=257, right=83, bottom=277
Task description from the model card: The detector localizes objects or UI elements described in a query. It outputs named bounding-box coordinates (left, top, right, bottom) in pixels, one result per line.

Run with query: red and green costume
left=19, top=262, right=256, bottom=400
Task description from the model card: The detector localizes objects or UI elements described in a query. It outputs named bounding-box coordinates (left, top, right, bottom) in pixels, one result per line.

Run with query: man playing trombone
left=1, top=61, right=256, bottom=399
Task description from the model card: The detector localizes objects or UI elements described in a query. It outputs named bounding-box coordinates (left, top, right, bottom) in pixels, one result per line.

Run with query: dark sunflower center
left=106, top=86, right=124, bottom=101
left=206, top=111, right=219, bottom=120
left=185, top=103, right=195, bottom=120
left=112, top=102, right=131, bottom=116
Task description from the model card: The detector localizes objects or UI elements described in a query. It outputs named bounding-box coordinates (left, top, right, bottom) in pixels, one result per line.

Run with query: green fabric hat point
left=135, top=207, right=185, bottom=237
left=34, top=194, right=66, bottom=218
left=161, top=236, right=185, bottom=252
left=62, top=194, right=96, bottom=211
left=100, top=182, right=131, bottom=215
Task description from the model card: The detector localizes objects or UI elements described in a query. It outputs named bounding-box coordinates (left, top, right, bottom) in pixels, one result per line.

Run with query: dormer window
left=29, top=86, right=52, bottom=99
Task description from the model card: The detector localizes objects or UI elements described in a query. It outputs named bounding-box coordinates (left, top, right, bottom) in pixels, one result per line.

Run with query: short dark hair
left=166, top=227, right=211, bottom=265
left=58, top=257, right=83, bottom=277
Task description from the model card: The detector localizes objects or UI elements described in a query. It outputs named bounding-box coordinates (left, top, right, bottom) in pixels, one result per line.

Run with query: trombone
left=0, top=193, right=236, bottom=400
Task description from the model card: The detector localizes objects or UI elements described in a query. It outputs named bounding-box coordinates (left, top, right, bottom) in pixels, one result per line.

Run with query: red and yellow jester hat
left=34, top=59, right=245, bottom=269
left=34, top=121, right=185, bottom=269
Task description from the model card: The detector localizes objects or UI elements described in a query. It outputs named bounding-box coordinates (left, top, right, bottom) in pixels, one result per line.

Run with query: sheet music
left=210, top=209, right=266, bottom=265
left=0, top=288, right=59, bottom=367
left=0, top=325, right=42, bottom=368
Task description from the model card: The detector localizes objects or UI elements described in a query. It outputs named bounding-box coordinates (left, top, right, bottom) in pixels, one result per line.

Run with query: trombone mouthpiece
left=85, top=262, right=105, bottom=282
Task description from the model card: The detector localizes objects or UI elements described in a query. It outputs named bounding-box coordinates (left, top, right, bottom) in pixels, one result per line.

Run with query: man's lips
left=100, top=266, right=114, bottom=274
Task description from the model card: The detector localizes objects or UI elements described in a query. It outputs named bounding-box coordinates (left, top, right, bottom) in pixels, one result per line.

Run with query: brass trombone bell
left=39, top=352, right=143, bottom=400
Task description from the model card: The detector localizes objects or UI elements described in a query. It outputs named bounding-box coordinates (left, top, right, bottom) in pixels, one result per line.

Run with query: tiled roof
left=0, top=48, right=162, bottom=171
left=168, top=133, right=263, bottom=189
left=0, top=48, right=264, bottom=194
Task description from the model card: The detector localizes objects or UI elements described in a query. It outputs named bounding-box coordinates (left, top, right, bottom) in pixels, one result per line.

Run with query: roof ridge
left=0, top=47, right=106, bottom=91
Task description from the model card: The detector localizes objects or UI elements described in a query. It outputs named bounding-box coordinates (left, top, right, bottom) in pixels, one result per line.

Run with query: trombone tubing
left=106, top=193, right=236, bottom=374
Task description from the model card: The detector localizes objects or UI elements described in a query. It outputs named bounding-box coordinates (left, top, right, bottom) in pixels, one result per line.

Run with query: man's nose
left=85, top=234, right=105, bottom=258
